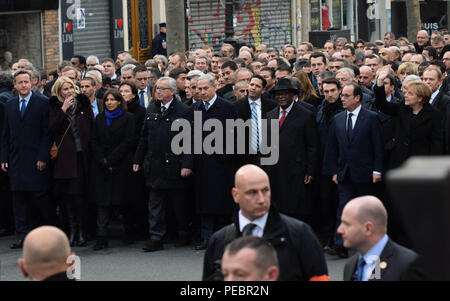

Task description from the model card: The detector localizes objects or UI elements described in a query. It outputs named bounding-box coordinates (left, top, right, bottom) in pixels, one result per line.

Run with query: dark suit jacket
left=325, top=106, right=384, bottom=183
left=43, top=78, right=56, bottom=98
left=265, top=102, right=320, bottom=216
left=1, top=92, right=51, bottom=191
left=374, top=85, right=443, bottom=169
left=191, top=96, right=238, bottom=215
left=344, top=239, right=418, bottom=281
left=234, top=95, right=277, bottom=167
left=216, top=84, right=233, bottom=98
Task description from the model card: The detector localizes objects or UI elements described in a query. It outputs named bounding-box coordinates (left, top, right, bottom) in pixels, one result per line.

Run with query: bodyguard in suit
left=325, top=82, right=384, bottom=257
left=265, top=78, right=320, bottom=224
left=339, top=196, right=418, bottom=281
left=191, top=74, right=238, bottom=250
left=234, top=75, right=277, bottom=167
left=1, top=71, right=54, bottom=249
left=134, top=77, right=194, bottom=252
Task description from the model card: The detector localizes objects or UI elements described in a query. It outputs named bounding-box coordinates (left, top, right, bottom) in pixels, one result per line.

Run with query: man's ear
left=264, top=266, right=279, bottom=281
left=231, top=187, right=239, bottom=205
left=18, top=258, right=29, bottom=279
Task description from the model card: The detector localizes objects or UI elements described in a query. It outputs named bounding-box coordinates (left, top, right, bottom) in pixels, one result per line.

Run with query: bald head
left=347, top=196, right=388, bottom=234
left=235, top=165, right=269, bottom=189
left=19, top=226, right=72, bottom=281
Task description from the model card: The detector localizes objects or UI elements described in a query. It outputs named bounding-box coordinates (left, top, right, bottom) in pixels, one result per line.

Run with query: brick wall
left=43, top=10, right=60, bottom=72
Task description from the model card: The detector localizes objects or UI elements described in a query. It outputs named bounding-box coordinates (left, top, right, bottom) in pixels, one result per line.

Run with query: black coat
left=265, top=103, right=320, bottom=217
left=90, top=111, right=135, bottom=206
left=134, top=98, right=193, bottom=189
left=126, top=97, right=147, bottom=151
left=343, top=239, right=418, bottom=281
left=202, top=206, right=328, bottom=281
left=191, top=97, right=238, bottom=215
left=216, top=84, right=233, bottom=98
left=430, top=91, right=450, bottom=154
left=234, top=95, right=278, bottom=167
left=374, top=85, right=443, bottom=170
left=0, top=87, right=14, bottom=103
left=1, top=93, right=51, bottom=191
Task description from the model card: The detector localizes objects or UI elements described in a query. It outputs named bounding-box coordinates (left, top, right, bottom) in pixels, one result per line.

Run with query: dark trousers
left=96, top=205, right=133, bottom=238
left=12, top=190, right=56, bottom=240
left=148, top=189, right=189, bottom=241
left=201, top=214, right=230, bottom=241
left=0, top=173, right=13, bottom=231
left=333, top=180, right=378, bottom=246
left=320, top=175, right=339, bottom=244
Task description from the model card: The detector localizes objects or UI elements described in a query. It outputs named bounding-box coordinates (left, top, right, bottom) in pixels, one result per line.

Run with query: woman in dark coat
left=90, top=89, right=135, bottom=250
left=49, top=76, right=94, bottom=247
left=375, top=67, right=443, bottom=170
left=295, top=70, right=322, bottom=108
left=118, top=81, right=147, bottom=242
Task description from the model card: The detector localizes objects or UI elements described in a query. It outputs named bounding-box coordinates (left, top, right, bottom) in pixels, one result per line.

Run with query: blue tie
left=251, top=102, right=260, bottom=151
left=20, top=99, right=26, bottom=119
left=204, top=102, right=210, bottom=111
left=347, top=113, right=353, bottom=140
left=354, top=257, right=366, bottom=281
left=140, top=91, right=146, bottom=107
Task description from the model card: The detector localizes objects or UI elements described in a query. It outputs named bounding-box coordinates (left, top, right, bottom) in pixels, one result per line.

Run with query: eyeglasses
left=341, top=94, right=354, bottom=98
left=156, top=87, right=171, bottom=91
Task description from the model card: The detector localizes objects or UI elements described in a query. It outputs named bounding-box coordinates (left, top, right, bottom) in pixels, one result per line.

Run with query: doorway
left=127, top=0, right=153, bottom=64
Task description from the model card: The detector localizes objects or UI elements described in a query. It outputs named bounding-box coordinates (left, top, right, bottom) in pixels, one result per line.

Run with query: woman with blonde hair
left=397, top=62, right=418, bottom=84
left=49, top=76, right=94, bottom=247
left=375, top=67, right=443, bottom=170
left=295, top=70, right=322, bottom=108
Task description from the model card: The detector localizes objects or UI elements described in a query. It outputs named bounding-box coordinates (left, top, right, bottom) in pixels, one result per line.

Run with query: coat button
left=166, top=160, right=169, bottom=163
left=280, top=237, right=285, bottom=242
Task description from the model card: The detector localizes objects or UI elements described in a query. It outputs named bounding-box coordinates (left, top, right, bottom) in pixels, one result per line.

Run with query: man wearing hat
left=264, top=78, right=320, bottom=225
left=152, top=23, right=167, bottom=57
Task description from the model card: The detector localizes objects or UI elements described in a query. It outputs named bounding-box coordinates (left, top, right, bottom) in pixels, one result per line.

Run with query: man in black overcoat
left=1, top=71, right=53, bottom=249
left=191, top=74, right=238, bottom=250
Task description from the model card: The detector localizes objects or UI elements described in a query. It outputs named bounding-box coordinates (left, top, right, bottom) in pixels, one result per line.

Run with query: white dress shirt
left=238, top=210, right=269, bottom=238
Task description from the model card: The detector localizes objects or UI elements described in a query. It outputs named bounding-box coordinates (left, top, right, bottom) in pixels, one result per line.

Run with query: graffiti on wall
left=188, top=0, right=291, bottom=50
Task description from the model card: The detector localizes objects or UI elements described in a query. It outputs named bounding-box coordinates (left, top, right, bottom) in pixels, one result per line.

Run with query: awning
left=0, top=0, right=59, bottom=12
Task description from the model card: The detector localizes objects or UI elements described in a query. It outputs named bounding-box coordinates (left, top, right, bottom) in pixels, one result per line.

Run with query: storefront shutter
left=73, top=0, right=112, bottom=60
left=188, top=0, right=291, bottom=51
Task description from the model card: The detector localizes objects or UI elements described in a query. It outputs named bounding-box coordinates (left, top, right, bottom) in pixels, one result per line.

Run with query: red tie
left=279, top=110, right=287, bottom=127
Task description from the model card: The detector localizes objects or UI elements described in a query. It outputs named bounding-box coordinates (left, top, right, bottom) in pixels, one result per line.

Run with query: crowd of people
left=1, top=28, right=449, bottom=281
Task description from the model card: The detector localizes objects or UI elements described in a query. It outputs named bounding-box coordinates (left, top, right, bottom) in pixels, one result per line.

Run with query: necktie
left=242, top=223, right=257, bottom=236
left=161, top=106, right=166, bottom=113
left=251, top=102, right=260, bottom=151
left=204, top=102, right=210, bottom=111
left=20, top=99, right=26, bottom=119
left=139, top=91, right=146, bottom=107
left=354, top=257, right=366, bottom=281
left=347, top=113, right=353, bottom=140
left=279, top=110, right=287, bottom=127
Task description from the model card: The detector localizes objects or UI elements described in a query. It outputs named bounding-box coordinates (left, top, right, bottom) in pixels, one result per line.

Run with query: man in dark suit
left=216, top=61, right=238, bottom=98
left=191, top=74, right=238, bottom=250
left=324, top=83, right=384, bottom=258
left=234, top=75, right=277, bottom=167
left=339, top=196, right=418, bottom=281
left=133, top=77, right=194, bottom=252
left=1, top=71, right=54, bottom=249
left=265, top=78, right=320, bottom=224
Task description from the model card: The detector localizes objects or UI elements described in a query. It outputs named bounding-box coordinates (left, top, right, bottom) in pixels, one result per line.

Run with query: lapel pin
left=380, top=261, right=387, bottom=269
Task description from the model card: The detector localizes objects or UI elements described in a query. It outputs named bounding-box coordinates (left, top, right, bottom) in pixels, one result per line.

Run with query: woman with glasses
left=90, top=89, right=135, bottom=250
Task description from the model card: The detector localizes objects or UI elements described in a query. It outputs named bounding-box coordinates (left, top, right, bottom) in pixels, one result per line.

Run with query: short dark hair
left=310, top=52, right=327, bottom=65
left=251, top=74, right=267, bottom=88
left=429, top=60, right=446, bottom=74
left=343, top=45, right=356, bottom=56
left=423, top=46, right=438, bottom=60
left=294, top=59, right=311, bottom=71
left=384, top=74, right=396, bottom=86
left=101, top=58, right=115, bottom=65
left=276, top=64, right=292, bottom=73
left=224, top=236, right=278, bottom=272
left=322, top=77, right=341, bottom=90
left=345, top=82, right=363, bottom=101
left=72, top=55, right=86, bottom=67
left=221, top=60, right=238, bottom=71
left=102, top=88, right=128, bottom=111
left=13, top=70, right=31, bottom=81
left=0, top=72, right=14, bottom=89
left=133, top=65, right=148, bottom=76
left=80, top=77, right=96, bottom=87
left=260, top=67, right=276, bottom=79
left=169, top=68, right=188, bottom=80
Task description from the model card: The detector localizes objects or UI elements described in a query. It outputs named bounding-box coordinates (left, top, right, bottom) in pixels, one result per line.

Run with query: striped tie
left=251, top=102, right=260, bottom=152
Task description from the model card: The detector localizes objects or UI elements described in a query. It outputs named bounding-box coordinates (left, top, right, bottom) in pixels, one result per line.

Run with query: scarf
left=105, top=108, right=124, bottom=127
left=322, top=99, right=342, bottom=122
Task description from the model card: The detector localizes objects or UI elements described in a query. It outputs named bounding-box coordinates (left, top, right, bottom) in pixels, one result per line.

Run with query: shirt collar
left=20, top=92, right=33, bottom=102
left=238, top=210, right=269, bottom=234
left=280, top=100, right=295, bottom=114
left=361, top=234, right=389, bottom=265
left=348, top=104, right=362, bottom=116
left=162, top=98, right=173, bottom=110
left=248, top=97, right=261, bottom=107
left=204, top=94, right=217, bottom=108
left=386, top=95, right=392, bottom=102
left=139, top=87, right=148, bottom=94
left=430, top=88, right=440, bottom=104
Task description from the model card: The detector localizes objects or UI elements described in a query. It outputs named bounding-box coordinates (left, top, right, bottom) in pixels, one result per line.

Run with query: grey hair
left=157, top=76, right=177, bottom=90
left=86, top=55, right=100, bottom=64
left=86, top=70, right=102, bottom=83
left=30, top=68, right=41, bottom=81
left=336, top=37, right=348, bottom=43
left=337, top=67, right=355, bottom=80
left=18, top=58, right=33, bottom=67
left=404, top=75, right=422, bottom=84
left=121, top=64, right=136, bottom=73
left=196, top=74, right=215, bottom=86
left=235, top=67, right=253, bottom=81
left=154, top=55, right=168, bottom=67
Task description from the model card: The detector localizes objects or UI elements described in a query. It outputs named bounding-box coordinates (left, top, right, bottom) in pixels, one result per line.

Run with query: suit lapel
left=11, top=97, right=21, bottom=121
left=280, top=103, right=298, bottom=132
left=350, top=108, right=365, bottom=143
left=376, top=239, right=395, bottom=280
